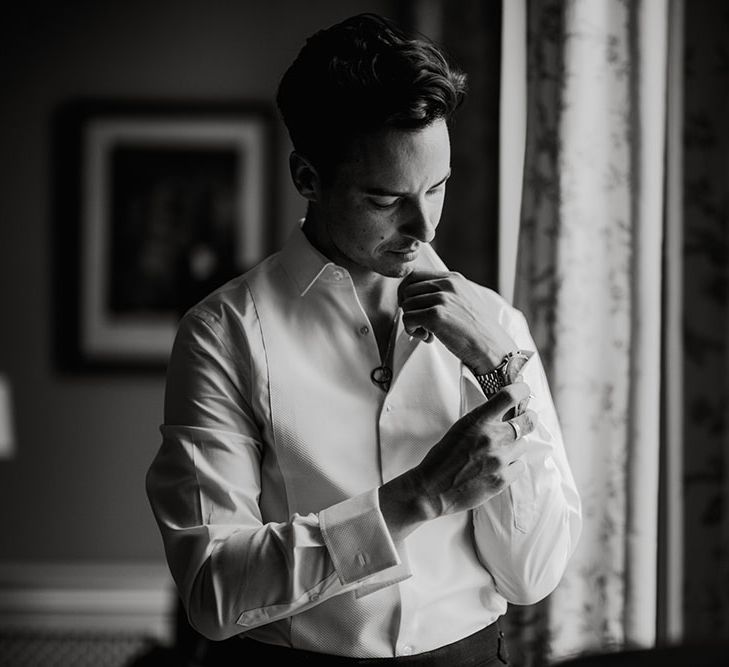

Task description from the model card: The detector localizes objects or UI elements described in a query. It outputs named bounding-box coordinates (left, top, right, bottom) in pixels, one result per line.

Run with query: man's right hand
left=379, top=382, right=536, bottom=541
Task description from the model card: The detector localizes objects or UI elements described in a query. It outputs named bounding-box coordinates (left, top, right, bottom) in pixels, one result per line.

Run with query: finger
left=408, top=326, right=433, bottom=342
left=482, top=382, right=531, bottom=420
left=399, top=278, right=450, bottom=301
left=461, top=383, right=530, bottom=431
left=512, top=391, right=535, bottom=418
left=402, top=308, right=436, bottom=336
left=501, top=458, right=527, bottom=486
left=505, top=408, right=537, bottom=441
left=513, top=402, right=528, bottom=418
left=506, top=391, right=527, bottom=420
left=399, top=290, right=447, bottom=313
left=399, top=292, right=445, bottom=313
left=398, top=269, right=447, bottom=303
left=400, top=268, right=445, bottom=287
left=512, top=373, right=526, bottom=413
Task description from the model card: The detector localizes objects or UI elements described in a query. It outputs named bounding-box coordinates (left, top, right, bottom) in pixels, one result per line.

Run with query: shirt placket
left=328, top=267, right=425, bottom=654
left=376, top=332, right=423, bottom=655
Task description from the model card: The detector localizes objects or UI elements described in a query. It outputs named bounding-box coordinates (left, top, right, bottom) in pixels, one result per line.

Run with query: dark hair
left=276, top=12, right=467, bottom=178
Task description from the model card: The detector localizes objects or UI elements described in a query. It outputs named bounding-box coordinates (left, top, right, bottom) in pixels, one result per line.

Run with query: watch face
left=504, top=351, right=534, bottom=382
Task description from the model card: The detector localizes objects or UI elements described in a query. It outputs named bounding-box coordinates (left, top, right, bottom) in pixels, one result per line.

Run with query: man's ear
left=289, top=151, right=320, bottom=202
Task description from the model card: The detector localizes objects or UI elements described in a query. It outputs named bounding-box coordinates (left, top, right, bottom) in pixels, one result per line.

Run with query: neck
left=301, top=209, right=400, bottom=315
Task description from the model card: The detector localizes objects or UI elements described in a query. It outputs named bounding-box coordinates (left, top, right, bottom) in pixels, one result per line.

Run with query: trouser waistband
left=236, top=620, right=509, bottom=666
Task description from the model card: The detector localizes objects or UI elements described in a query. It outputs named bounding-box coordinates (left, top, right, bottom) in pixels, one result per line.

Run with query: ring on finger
left=509, top=420, right=522, bottom=440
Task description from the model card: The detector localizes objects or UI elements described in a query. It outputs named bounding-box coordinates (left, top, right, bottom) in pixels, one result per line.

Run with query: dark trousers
left=234, top=621, right=510, bottom=666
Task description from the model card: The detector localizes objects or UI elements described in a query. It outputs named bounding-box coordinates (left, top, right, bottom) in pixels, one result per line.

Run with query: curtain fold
left=624, top=0, right=667, bottom=647
left=510, top=0, right=669, bottom=663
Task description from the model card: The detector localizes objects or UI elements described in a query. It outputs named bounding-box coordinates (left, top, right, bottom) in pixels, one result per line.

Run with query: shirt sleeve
left=145, top=305, right=407, bottom=642
left=464, top=304, right=583, bottom=605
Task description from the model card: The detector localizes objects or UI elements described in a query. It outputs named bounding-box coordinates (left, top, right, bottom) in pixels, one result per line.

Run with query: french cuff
left=319, top=488, right=403, bottom=586
left=354, top=550, right=411, bottom=599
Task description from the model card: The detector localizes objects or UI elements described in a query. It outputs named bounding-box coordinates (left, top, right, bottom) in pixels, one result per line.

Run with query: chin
left=376, top=261, right=414, bottom=278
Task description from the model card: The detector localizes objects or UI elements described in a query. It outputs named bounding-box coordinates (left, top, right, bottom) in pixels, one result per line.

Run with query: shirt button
left=385, top=404, right=392, bottom=412
left=359, top=325, right=370, bottom=335
left=309, top=593, right=320, bottom=602
left=402, top=646, right=413, bottom=655
left=332, top=269, right=344, bottom=280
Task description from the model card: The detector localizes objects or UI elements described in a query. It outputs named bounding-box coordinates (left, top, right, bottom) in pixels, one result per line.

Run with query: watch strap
left=473, top=369, right=506, bottom=397
left=472, top=350, right=534, bottom=398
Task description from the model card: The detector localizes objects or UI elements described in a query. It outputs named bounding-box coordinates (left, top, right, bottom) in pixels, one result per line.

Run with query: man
left=146, top=12, right=581, bottom=666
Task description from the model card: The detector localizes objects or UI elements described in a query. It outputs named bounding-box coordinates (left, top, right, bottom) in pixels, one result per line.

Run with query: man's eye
left=427, top=184, right=446, bottom=196
left=370, top=197, right=399, bottom=209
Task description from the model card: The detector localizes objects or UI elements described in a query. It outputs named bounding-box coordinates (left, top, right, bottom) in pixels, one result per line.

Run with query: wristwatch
left=472, top=350, right=534, bottom=397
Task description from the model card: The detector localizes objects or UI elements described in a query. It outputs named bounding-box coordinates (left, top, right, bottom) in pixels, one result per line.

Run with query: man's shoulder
left=183, top=250, right=287, bottom=326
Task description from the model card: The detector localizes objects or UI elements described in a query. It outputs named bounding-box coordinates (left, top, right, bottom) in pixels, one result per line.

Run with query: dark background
left=1, top=0, right=727, bottom=662
left=0, top=0, right=501, bottom=563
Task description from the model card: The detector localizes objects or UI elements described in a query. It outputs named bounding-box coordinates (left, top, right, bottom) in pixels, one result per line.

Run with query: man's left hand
left=398, top=270, right=517, bottom=373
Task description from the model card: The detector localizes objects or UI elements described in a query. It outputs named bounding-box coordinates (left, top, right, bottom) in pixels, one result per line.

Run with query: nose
left=400, top=199, right=437, bottom=244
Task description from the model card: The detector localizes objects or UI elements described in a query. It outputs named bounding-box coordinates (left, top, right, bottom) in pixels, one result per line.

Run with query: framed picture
left=52, top=99, right=276, bottom=372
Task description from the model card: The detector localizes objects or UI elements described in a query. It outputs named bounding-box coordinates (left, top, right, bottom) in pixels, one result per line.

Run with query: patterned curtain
left=507, top=1, right=669, bottom=664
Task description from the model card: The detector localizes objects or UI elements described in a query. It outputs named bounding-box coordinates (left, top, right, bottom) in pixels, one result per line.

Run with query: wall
left=681, top=0, right=729, bottom=641
left=0, top=0, right=393, bottom=564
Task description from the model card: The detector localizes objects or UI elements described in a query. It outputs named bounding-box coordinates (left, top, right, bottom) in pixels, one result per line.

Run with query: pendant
left=370, top=365, right=393, bottom=391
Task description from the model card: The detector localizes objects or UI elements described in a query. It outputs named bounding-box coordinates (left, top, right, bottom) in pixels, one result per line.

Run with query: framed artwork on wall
left=52, top=98, right=276, bottom=372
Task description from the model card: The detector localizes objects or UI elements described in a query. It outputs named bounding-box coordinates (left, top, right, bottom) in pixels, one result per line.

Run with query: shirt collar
left=279, top=219, right=449, bottom=297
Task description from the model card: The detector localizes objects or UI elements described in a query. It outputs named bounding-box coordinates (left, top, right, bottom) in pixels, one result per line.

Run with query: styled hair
left=276, top=12, right=467, bottom=178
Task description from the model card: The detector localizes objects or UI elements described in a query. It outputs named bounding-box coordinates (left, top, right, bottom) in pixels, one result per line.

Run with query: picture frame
left=52, top=98, right=275, bottom=371
left=52, top=98, right=276, bottom=372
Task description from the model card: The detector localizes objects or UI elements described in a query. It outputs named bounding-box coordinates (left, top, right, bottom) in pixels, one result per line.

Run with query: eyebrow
left=363, top=169, right=452, bottom=197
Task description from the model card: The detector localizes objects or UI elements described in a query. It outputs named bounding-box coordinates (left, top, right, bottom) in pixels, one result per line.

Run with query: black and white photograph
left=0, top=1, right=727, bottom=667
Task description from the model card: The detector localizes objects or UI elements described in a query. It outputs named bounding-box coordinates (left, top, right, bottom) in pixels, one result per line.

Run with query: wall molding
left=0, top=561, right=175, bottom=643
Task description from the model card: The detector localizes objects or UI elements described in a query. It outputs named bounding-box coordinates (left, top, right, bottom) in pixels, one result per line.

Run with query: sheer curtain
left=508, top=0, right=671, bottom=663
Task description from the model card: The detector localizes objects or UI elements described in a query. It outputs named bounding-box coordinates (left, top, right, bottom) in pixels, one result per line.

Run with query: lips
left=387, top=248, right=419, bottom=263
left=388, top=245, right=419, bottom=255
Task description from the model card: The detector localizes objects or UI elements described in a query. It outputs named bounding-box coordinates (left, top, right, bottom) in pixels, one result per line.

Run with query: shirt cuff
left=461, top=365, right=489, bottom=407
left=319, top=489, right=402, bottom=586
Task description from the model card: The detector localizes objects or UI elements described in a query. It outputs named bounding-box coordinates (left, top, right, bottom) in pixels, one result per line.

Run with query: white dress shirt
left=146, top=224, right=582, bottom=658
